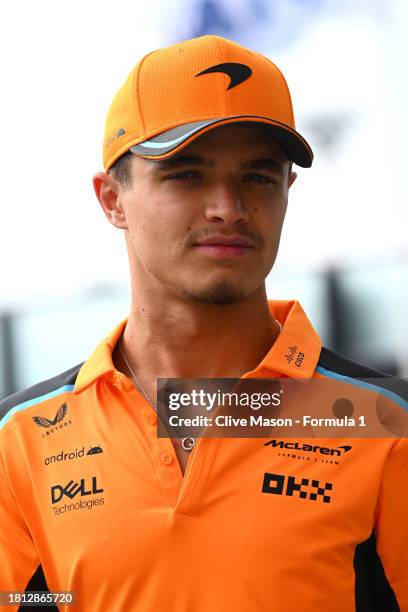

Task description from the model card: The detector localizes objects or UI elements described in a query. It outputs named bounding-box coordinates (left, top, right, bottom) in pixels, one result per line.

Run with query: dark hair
left=108, top=150, right=134, bottom=187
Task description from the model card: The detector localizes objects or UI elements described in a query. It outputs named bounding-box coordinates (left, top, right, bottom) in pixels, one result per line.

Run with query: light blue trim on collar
left=316, top=366, right=408, bottom=412
left=0, top=384, right=75, bottom=431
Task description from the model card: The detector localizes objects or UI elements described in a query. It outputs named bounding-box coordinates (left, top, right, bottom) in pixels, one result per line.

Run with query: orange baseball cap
left=103, top=35, right=313, bottom=171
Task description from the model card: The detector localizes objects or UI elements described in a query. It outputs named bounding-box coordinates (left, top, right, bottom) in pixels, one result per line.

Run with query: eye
left=242, top=173, right=275, bottom=184
left=165, top=171, right=201, bottom=181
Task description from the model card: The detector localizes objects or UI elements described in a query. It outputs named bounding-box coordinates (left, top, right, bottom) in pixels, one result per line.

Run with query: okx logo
left=51, top=476, right=103, bottom=504
left=262, top=472, right=333, bottom=503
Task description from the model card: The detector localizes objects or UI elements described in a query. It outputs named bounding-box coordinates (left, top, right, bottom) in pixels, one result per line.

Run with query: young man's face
left=106, top=123, right=296, bottom=305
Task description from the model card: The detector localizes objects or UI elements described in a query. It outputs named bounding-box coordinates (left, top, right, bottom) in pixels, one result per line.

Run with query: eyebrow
left=151, top=155, right=215, bottom=171
left=240, top=158, right=284, bottom=174
left=150, top=154, right=284, bottom=173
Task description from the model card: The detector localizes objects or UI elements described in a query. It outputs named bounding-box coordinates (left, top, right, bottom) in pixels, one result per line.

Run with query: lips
left=193, top=235, right=255, bottom=259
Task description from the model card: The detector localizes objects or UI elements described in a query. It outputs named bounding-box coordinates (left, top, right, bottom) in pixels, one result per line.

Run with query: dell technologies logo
left=51, top=476, right=105, bottom=517
left=51, top=476, right=103, bottom=504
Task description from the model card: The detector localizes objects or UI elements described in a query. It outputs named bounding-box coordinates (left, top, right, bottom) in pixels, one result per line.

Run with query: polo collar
left=74, top=319, right=127, bottom=393
left=74, top=300, right=322, bottom=393
left=253, top=300, right=322, bottom=379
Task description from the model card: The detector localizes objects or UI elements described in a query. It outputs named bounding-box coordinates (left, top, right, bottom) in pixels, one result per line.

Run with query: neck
left=118, top=285, right=280, bottom=381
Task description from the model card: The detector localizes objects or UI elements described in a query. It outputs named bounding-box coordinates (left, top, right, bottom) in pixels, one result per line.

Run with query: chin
left=180, top=280, right=249, bottom=306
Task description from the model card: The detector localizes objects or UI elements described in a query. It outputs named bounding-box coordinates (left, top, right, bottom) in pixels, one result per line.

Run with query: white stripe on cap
left=135, top=123, right=208, bottom=150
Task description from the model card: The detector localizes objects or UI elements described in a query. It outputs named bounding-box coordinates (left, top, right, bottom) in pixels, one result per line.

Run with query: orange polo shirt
left=0, top=300, right=407, bottom=611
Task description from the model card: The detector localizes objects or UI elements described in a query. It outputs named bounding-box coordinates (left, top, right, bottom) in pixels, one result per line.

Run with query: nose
left=204, top=181, right=250, bottom=225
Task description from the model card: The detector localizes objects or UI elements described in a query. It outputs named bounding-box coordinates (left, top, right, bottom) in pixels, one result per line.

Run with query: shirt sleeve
left=0, top=454, right=40, bottom=609
left=374, top=437, right=408, bottom=611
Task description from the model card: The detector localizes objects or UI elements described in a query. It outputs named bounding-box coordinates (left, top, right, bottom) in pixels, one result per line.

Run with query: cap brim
left=130, top=116, right=313, bottom=168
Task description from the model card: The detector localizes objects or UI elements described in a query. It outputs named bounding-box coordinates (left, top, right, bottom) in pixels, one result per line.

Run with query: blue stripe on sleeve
left=0, top=385, right=75, bottom=430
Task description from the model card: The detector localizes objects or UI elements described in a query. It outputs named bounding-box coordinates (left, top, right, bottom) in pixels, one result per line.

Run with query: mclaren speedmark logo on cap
left=195, top=62, right=252, bottom=90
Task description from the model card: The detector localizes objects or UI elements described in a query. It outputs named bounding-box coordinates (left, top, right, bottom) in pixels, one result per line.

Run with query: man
left=0, top=35, right=407, bottom=612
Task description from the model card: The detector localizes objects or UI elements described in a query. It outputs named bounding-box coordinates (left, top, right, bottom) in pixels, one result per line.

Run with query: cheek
left=127, top=205, right=189, bottom=263
left=253, top=203, right=287, bottom=261
left=252, top=196, right=287, bottom=230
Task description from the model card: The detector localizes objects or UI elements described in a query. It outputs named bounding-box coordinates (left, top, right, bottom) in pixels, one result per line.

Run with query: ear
left=93, top=172, right=128, bottom=230
left=288, top=170, right=297, bottom=189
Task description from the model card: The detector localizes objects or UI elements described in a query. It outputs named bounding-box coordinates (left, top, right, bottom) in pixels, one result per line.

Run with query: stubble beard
left=180, top=279, right=248, bottom=306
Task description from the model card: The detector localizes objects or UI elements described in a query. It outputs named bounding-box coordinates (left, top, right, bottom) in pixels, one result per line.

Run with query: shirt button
left=112, top=371, right=122, bottom=387
left=147, top=413, right=157, bottom=425
left=160, top=453, right=173, bottom=465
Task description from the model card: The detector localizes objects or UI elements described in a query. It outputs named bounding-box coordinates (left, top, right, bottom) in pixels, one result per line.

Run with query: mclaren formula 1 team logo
left=265, top=439, right=352, bottom=466
left=33, top=403, right=72, bottom=438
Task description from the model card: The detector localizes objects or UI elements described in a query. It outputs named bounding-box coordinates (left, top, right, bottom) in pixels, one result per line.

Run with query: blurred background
left=1, top=0, right=407, bottom=399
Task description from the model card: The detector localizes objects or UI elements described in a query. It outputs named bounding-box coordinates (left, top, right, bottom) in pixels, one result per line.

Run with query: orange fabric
left=1, top=300, right=407, bottom=611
